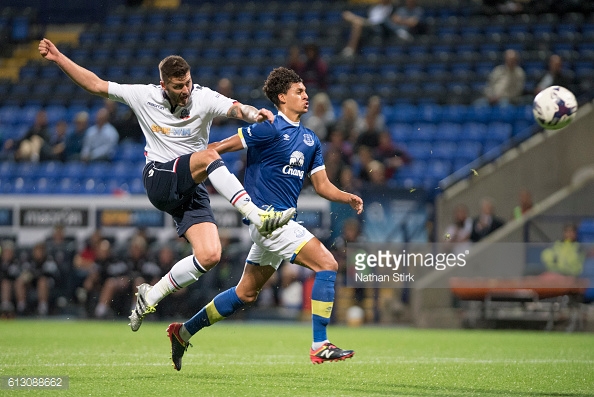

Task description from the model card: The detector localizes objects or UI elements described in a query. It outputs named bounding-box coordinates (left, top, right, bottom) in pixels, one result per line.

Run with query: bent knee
left=320, top=257, right=338, bottom=273
left=201, top=149, right=221, bottom=163
left=195, top=251, right=221, bottom=270
left=237, top=289, right=259, bottom=304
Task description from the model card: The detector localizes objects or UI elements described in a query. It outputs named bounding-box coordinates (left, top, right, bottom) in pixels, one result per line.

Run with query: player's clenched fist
left=39, top=38, right=59, bottom=62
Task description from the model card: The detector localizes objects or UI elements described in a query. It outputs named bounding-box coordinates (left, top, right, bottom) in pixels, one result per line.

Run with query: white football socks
left=206, top=160, right=263, bottom=227
left=146, top=255, right=206, bottom=306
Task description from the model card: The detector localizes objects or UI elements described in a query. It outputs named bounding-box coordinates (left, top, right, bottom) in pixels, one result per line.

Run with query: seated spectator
left=4, top=110, right=51, bottom=162
left=540, top=224, right=584, bottom=277
left=534, top=54, right=573, bottom=95
left=48, top=120, right=69, bottom=162
left=291, top=43, right=328, bottom=93
left=286, top=44, right=303, bottom=72
left=341, top=0, right=396, bottom=57
left=443, top=204, right=473, bottom=255
left=512, top=188, right=533, bottom=219
left=356, top=96, right=387, bottom=150
left=326, top=127, right=353, bottom=159
left=389, top=0, right=425, bottom=41
left=334, top=99, right=366, bottom=144
left=128, top=235, right=160, bottom=294
left=64, top=111, right=89, bottom=161
left=443, top=204, right=473, bottom=243
left=104, top=99, right=143, bottom=143
left=470, top=198, right=505, bottom=242
left=80, top=108, right=119, bottom=162
left=0, top=240, right=21, bottom=317
left=303, top=92, right=336, bottom=141
left=366, top=159, right=387, bottom=186
left=339, top=165, right=362, bottom=194
left=478, top=49, right=526, bottom=106
left=93, top=239, right=129, bottom=318
left=324, top=147, right=348, bottom=186
left=212, top=78, right=239, bottom=126
left=15, top=242, right=60, bottom=316
left=355, top=145, right=376, bottom=183
left=375, top=132, right=411, bottom=178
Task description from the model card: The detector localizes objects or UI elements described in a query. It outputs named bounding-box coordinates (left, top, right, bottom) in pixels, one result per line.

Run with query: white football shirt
left=108, top=82, right=234, bottom=163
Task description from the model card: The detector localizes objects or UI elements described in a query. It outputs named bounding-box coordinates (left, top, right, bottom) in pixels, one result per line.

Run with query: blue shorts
left=143, top=153, right=215, bottom=237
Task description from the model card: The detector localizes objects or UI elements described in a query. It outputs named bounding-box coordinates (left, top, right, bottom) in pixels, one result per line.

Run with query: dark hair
left=263, top=67, right=303, bottom=108
left=159, top=55, right=190, bottom=82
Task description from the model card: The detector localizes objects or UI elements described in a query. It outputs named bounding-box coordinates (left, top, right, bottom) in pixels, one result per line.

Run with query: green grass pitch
left=0, top=320, right=592, bottom=396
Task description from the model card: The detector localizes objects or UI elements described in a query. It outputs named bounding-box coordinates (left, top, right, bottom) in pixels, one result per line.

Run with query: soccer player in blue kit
left=166, top=67, right=364, bottom=370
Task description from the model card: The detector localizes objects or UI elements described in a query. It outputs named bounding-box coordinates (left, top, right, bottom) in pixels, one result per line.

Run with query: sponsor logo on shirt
left=147, top=101, right=166, bottom=110
left=283, top=134, right=290, bottom=141
left=282, top=150, right=305, bottom=179
left=150, top=125, right=191, bottom=137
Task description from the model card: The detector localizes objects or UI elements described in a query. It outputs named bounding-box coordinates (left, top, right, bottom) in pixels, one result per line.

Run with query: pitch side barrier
left=0, top=194, right=329, bottom=246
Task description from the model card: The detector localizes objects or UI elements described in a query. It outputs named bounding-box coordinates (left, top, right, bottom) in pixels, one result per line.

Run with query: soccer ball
left=532, top=85, right=578, bottom=130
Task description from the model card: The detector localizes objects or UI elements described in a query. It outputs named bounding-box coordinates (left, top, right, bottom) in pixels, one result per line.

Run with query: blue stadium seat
left=411, top=123, right=437, bottom=142
left=55, top=177, right=82, bottom=194
left=431, top=142, right=458, bottom=161
left=391, top=104, right=418, bottom=123
left=457, top=140, right=482, bottom=160
left=405, top=142, right=433, bottom=161
left=30, top=177, right=56, bottom=194
left=389, top=123, right=413, bottom=143
left=0, top=161, right=16, bottom=179
left=15, top=162, right=40, bottom=178
left=425, top=159, right=452, bottom=181
left=38, top=161, right=63, bottom=179
left=487, top=122, right=512, bottom=144
left=578, top=219, right=594, bottom=242
left=62, top=161, right=86, bottom=179
left=436, top=122, right=462, bottom=142
left=129, top=178, right=145, bottom=195
left=11, top=177, right=34, bottom=194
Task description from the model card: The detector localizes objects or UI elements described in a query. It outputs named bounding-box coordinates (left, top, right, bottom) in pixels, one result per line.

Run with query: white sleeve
left=108, top=82, right=146, bottom=108
left=204, top=87, right=235, bottom=118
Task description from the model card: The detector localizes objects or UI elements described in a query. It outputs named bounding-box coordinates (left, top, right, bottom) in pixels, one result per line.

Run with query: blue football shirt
left=238, top=112, right=325, bottom=211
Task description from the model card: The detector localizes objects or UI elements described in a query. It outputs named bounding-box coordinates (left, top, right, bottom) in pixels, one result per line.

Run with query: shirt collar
left=278, top=111, right=300, bottom=127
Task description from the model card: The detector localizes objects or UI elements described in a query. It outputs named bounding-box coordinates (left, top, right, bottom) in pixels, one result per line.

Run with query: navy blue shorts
left=143, top=153, right=216, bottom=237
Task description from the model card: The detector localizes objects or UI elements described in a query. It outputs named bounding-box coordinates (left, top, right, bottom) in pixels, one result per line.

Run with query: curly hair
left=263, top=67, right=303, bottom=108
left=159, top=55, right=190, bottom=82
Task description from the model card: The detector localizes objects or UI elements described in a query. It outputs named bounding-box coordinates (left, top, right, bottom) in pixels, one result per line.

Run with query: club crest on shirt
left=303, top=133, right=314, bottom=146
left=295, top=228, right=305, bottom=238
left=180, top=108, right=190, bottom=119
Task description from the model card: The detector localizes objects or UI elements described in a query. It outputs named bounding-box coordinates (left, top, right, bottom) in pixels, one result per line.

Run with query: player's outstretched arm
left=227, top=102, right=274, bottom=124
left=311, top=169, right=363, bottom=214
left=208, top=134, right=244, bottom=155
left=39, top=38, right=109, bottom=97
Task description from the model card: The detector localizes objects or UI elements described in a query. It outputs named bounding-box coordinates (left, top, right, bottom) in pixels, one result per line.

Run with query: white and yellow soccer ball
left=532, top=85, right=578, bottom=130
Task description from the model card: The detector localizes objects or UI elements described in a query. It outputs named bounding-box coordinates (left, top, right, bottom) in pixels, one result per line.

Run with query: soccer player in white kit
left=166, top=67, right=364, bottom=370
left=38, top=39, right=295, bottom=330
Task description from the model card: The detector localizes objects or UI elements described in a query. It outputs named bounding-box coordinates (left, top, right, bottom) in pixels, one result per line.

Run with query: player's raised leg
left=294, top=238, right=355, bottom=364
left=191, top=150, right=295, bottom=235
left=167, top=263, right=275, bottom=370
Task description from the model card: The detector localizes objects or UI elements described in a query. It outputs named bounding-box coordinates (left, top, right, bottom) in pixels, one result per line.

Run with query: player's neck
left=278, top=108, right=302, bottom=123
